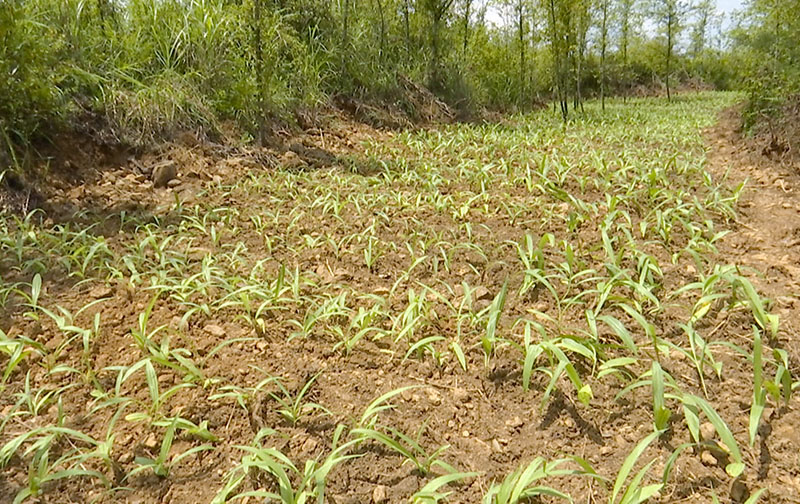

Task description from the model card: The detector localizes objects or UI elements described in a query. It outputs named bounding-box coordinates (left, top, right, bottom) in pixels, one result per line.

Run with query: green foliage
left=0, top=0, right=745, bottom=158
left=732, top=0, right=800, bottom=126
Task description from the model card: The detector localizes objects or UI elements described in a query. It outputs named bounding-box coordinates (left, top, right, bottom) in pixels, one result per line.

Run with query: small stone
left=474, top=286, right=492, bottom=301
left=372, top=485, right=388, bottom=504
left=700, top=422, right=716, bottom=440
left=300, top=437, right=318, bottom=453
left=143, top=433, right=159, bottom=450
left=600, top=445, right=613, bottom=456
left=167, top=178, right=181, bottom=188
left=730, top=478, right=750, bottom=503
left=203, top=324, right=226, bottom=338
left=505, top=416, right=523, bottom=428
left=118, top=451, right=134, bottom=464
left=700, top=450, right=717, bottom=467
left=670, top=350, right=687, bottom=361
left=151, top=160, right=178, bottom=188
left=452, top=388, right=470, bottom=403
left=426, top=388, right=442, bottom=406
left=491, top=439, right=502, bottom=453
left=532, top=301, right=548, bottom=312
left=461, top=430, right=470, bottom=438
left=89, top=285, right=114, bottom=299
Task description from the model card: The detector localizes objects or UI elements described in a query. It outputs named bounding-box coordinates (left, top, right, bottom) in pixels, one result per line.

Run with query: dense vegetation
left=730, top=0, right=800, bottom=129
left=1, top=0, right=740, bottom=155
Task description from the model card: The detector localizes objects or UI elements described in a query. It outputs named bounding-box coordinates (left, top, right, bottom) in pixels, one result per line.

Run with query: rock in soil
left=700, top=450, right=718, bottom=467
left=730, top=478, right=750, bottom=504
left=474, top=286, right=492, bottom=301
left=700, top=421, right=716, bottom=440
left=151, top=160, right=178, bottom=188
left=203, top=324, right=226, bottom=338
left=89, top=285, right=113, bottom=299
left=372, top=485, right=388, bottom=504
left=452, top=387, right=470, bottom=403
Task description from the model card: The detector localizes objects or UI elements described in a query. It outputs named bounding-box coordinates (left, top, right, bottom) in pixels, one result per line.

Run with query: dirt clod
left=452, top=387, right=469, bottom=403
left=700, top=450, right=718, bottom=467
left=474, top=286, right=492, bottom=301
left=730, top=478, right=750, bottom=503
left=151, top=160, right=177, bottom=188
left=372, top=485, right=388, bottom=504
left=203, top=324, right=225, bottom=338
left=700, top=422, right=716, bottom=440
left=89, top=285, right=114, bottom=299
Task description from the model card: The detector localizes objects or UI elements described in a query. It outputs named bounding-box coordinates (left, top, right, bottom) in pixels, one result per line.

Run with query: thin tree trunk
left=548, top=0, right=567, bottom=121
left=518, top=0, right=525, bottom=108
left=375, top=0, right=386, bottom=63
left=463, top=0, right=472, bottom=55
left=342, top=0, right=350, bottom=51
left=666, top=9, right=672, bottom=102
left=600, top=0, right=607, bottom=111
left=403, top=0, right=411, bottom=55
left=253, top=0, right=267, bottom=145
left=576, top=17, right=584, bottom=113
left=621, top=0, right=629, bottom=104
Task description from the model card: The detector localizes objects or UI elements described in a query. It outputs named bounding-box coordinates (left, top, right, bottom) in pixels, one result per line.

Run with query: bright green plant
left=483, top=457, right=572, bottom=504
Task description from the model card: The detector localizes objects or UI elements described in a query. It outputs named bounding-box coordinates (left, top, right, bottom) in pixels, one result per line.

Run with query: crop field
left=1, top=92, right=798, bottom=503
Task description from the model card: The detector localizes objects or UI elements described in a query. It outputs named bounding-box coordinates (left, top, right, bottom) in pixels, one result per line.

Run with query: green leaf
left=578, top=384, right=593, bottom=406
left=611, top=430, right=661, bottom=504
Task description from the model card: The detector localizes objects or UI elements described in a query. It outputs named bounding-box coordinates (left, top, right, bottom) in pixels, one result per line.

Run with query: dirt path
left=707, top=108, right=800, bottom=343
left=705, top=107, right=800, bottom=500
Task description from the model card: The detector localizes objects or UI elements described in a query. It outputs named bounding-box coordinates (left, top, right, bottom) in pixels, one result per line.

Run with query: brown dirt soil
left=1, top=104, right=799, bottom=504
left=704, top=106, right=800, bottom=502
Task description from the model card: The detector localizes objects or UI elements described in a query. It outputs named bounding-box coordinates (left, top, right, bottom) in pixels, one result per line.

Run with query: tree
left=652, top=0, right=685, bottom=101
left=618, top=0, right=637, bottom=101
left=690, top=0, right=713, bottom=57
left=460, top=0, right=473, bottom=56
left=573, top=0, right=590, bottom=112
left=599, top=0, right=609, bottom=110
left=506, top=0, right=532, bottom=107
left=547, top=0, right=571, bottom=120
left=421, top=0, right=456, bottom=87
